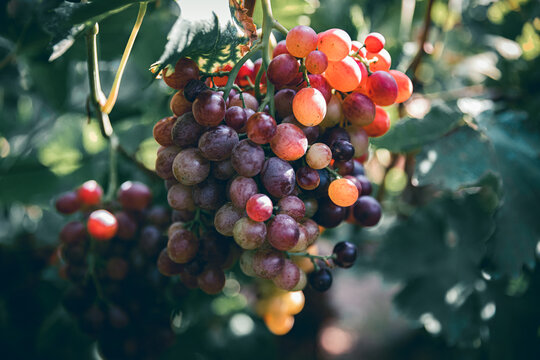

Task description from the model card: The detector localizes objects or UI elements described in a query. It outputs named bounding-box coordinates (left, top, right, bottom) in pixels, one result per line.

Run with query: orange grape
left=364, top=32, right=386, bottom=53
left=328, top=178, right=359, bottom=207
left=366, top=48, right=391, bottom=72
left=269, top=123, right=308, bottom=161
left=305, top=50, right=328, bottom=74
left=353, top=60, right=369, bottom=94
left=292, top=87, right=327, bottom=126
left=389, top=70, right=413, bottom=103
left=324, top=57, right=362, bottom=92
left=170, top=91, right=192, bottom=117
left=306, top=143, right=332, bottom=169
left=283, top=291, right=305, bottom=315
left=286, top=25, right=318, bottom=58
left=363, top=106, right=390, bottom=137
left=264, top=312, right=295, bottom=335
left=317, top=29, right=352, bottom=61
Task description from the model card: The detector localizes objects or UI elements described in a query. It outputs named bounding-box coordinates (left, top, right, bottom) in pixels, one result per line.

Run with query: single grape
left=334, top=159, right=355, bottom=176
left=292, top=87, right=327, bottom=126
left=264, top=312, right=295, bottom=335
left=302, top=218, right=320, bottom=245
left=272, top=259, right=301, bottom=291
left=60, top=221, right=86, bottom=244
left=306, top=143, right=332, bottom=169
left=115, top=211, right=137, bottom=240
left=267, top=214, right=299, bottom=251
left=246, top=194, right=273, bottom=222
left=170, top=91, right=192, bottom=117
left=320, top=93, right=344, bottom=130
left=308, top=267, right=332, bottom=292
left=277, top=196, right=305, bottom=222
left=172, top=148, right=210, bottom=186
left=333, top=241, right=358, bottom=268
left=167, top=227, right=198, bottom=264
left=231, top=139, right=265, bottom=177
left=325, top=56, right=362, bottom=92
left=228, top=176, right=258, bottom=209
left=77, top=180, right=103, bottom=206
left=155, top=146, right=180, bottom=180
left=351, top=160, right=365, bottom=176
left=163, top=58, right=200, bottom=90
left=331, top=139, right=355, bottom=161
left=212, top=159, right=235, bottom=180
left=346, top=125, right=369, bottom=157
left=199, top=231, right=229, bottom=266
left=214, top=203, right=244, bottom=236
left=296, top=166, right=320, bottom=190
left=274, top=89, right=296, bottom=120
left=225, top=106, right=248, bottom=133
left=167, top=183, right=195, bottom=211
left=260, top=157, right=296, bottom=198
left=197, top=265, right=226, bottom=295
left=313, top=197, right=347, bottom=228
left=317, top=29, right=351, bottom=61
left=366, top=48, right=391, bottom=72
left=153, top=116, right=176, bottom=147
left=171, top=112, right=206, bottom=148
left=269, top=123, right=308, bottom=161
left=267, top=54, right=300, bottom=86
left=239, top=250, right=257, bottom=277
left=286, top=25, right=318, bottom=58
left=192, top=90, right=226, bottom=127
left=55, top=191, right=81, bottom=214
left=342, top=93, right=375, bottom=126
left=322, top=126, right=350, bottom=147
left=305, top=50, right=328, bottom=74
left=158, top=247, right=184, bottom=275
left=367, top=71, right=398, bottom=106
left=252, top=248, right=285, bottom=279
left=272, top=40, right=290, bottom=58
left=328, top=178, right=359, bottom=207
left=193, top=178, right=226, bottom=211
left=87, top=209, right=118, bottom=241
left=229, top=92, right=259, bottom=111
left=117, top=181, right=152, bottom=211
left=246, top=112, right=277, bottom=144
left=303, top=198, right=318, bottom=219
left=288, top=224, right=309, bottom=252
left=198, top=125, right=239, bottom=161
left=183, top=79, right=208, bottom=102
left=363, top=106, right=390, bottom=137
left=389, top=70, right=413, bottom=103
left=353, top=196, right=382, bottom=226
left=364, top=32, right=386, bottom=53
left=233, top=217, right=267, bottom=250
left=138, top=225, right=163, bottom=255
left=353, top=60, right=369, bottom=93
left=344, top=175, right=363, bottom=195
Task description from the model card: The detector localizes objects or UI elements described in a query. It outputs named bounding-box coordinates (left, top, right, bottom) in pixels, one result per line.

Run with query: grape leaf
left=153, top=0, right=249, bottom=74
left=371, top=100, right=462, bottom=152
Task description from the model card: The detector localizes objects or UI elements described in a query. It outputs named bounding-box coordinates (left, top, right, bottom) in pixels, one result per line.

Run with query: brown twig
left=406, top=0, right=435, bottom=79
left=244, top=0, right=256, bottom=17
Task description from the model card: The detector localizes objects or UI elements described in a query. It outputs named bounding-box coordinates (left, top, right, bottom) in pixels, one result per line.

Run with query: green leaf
left=475, top=110, right=540, bottom=276
left=371, top=100, right=462, bottom=152
left=415, top=125, right=496, bottom=191
left=154, top=0, right=248, bottom=74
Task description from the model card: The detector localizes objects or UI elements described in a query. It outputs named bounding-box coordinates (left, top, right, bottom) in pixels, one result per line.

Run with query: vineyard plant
left=1, top=0, right=539, bottom=359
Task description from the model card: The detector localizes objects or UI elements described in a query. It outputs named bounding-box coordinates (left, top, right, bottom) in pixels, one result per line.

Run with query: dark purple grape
left=60, top=221, right=86, bottom=245
left=231, top=139, right=265, bottom=177
left=260, top=157, right=296, bottom=198
left=193, top=178, right=226, bottom=210
left=63, top=243, right=86, bottom=264
left=212, top=159, right=235, bottom=180
left=172, top=148, right=210, bottom=185
left=183, top=79, right=208, bottom=102
left=252, top=248, right=285, bottom=279
left=198, top=125, right=239, bottom=161
left=146, top=206, right=170, bottom=227
left=55, top=191, right=81, bottom=214
left=356, top=175, right=372, bottom=196
left=308, top=267, right=332, bottom=291
left=172, top=209, right=195, bottom=222
left=308, top=169, right=331, bottom=198
left=296, top=166, right=320, bottom=190
left=246, top=112, right=277, bottom=144
left=267, top=54, right=300, bottom=86
left=353, top=196, right=381, bottom=226
left=197, top=265, right=225, bottom=294
left=106, top=257, right=129, bottom=280
left=335, top=159, right=354, bottom=176
left=333, top=241, right=357, bottom=268
left=192, top=90, right=226, bottom=127
left=331, top=139, right=355, bottom=161
left=277, top=196, right=305, bottom=221
left=225, top=106, right=248, bottom=132
left=322, top=126, right=350, bottom=147
left=117, top=181, right=152, bottom=211
left=351, top=160, right=365, bottom=176
left=267, top=214, right=299, bottom=251
left=167, top=228, right=198, bottom=264
left=274, top=89, right=295, bottom=119
left=314, top=197, right=347, bottom=228
left=171, top=112, right=206, bottom=147
left=229, top=176, right=258, bottom=209
left=344, top=175, right=363, bottom=195
left=139, top=225, right=162, bottom=255
left=199, top=232, right=229, bottom=266
left=115, top=211, right=137, bottom=240
left=184, top=258, right=206, bottom=276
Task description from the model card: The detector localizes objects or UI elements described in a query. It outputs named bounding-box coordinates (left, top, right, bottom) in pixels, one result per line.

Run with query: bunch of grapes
left=54, top=180, right=178, bottom=359
left=154, top=25, right=410, bottom=332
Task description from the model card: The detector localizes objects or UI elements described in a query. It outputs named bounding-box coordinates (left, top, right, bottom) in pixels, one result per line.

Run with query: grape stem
left=260, top=0, right=276, bottom=117
left=286, top=252, right=335, bottom=269
left=222, top=43, right=262, bottom=100
left=300, top=59, right=311, bottom=87
left=325, top=166, right=342, bottom=179
left=88, top=237, right=105, bottom=301
left=273, top=20, right=289, bottom=36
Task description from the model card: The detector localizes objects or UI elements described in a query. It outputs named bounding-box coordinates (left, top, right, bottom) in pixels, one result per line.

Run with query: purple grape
left=260, top=157, right=295, bottom=198
left=353, top=196, right=381, bottom=226
left=198, top=125, right=239, bottom=161
left=231, top=139, right=265, bottom=177
left=267, top=214, right=299, bottom=251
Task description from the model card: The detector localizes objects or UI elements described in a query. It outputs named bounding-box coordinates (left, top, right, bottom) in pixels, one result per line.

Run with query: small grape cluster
left=54, top=181, right=177, bottom=359
left=154, top=26, right=408, bottom=300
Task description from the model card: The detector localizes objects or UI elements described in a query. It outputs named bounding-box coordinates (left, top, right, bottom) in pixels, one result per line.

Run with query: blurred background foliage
left=1, top=0, right=540, bottom=359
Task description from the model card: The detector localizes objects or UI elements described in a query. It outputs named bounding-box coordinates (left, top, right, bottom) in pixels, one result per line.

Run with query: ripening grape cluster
left=54, top=181, right=178, bottom=359
left=154, top=26, right=409, bottom=314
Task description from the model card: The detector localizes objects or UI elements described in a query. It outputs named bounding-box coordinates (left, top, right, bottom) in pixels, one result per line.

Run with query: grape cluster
left=155, top=26, right=408, bottom=318
left=54, top=181, right=178, bottom=359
